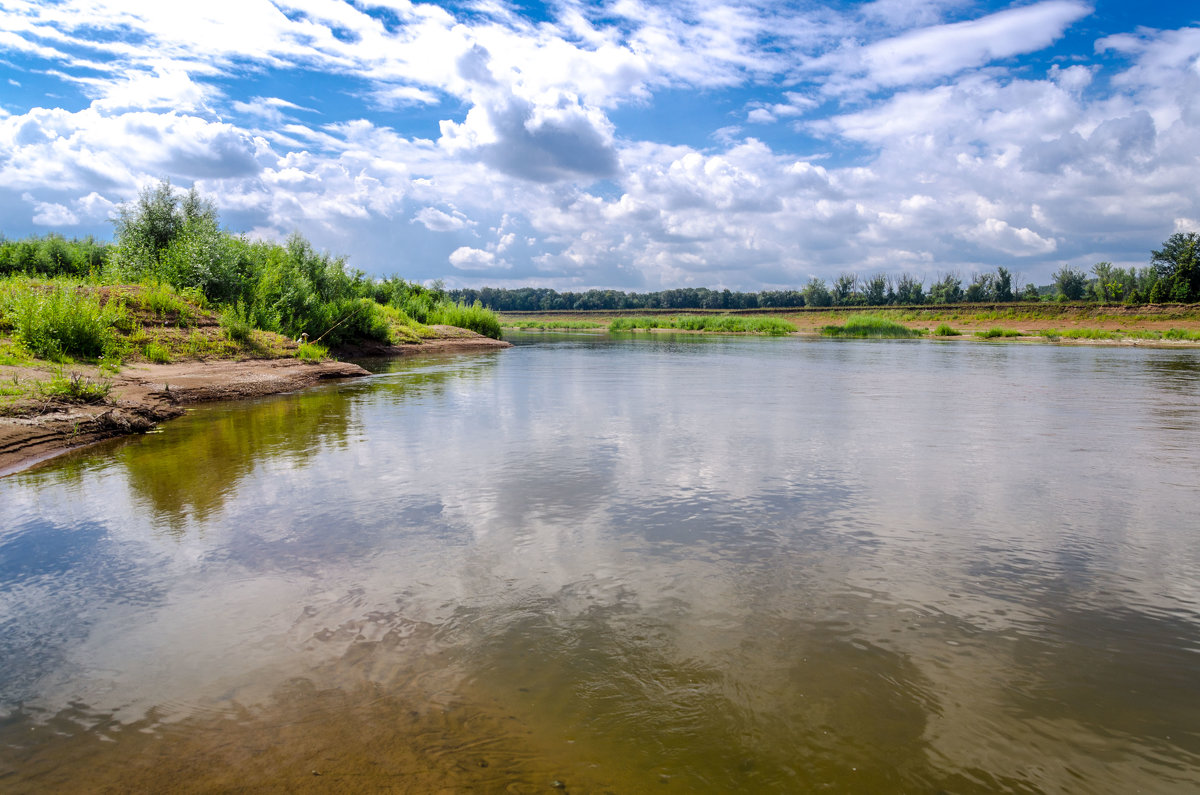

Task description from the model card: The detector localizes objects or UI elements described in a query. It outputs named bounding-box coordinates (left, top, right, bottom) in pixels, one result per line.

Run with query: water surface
left=2, top=335, right=1199, bottom=792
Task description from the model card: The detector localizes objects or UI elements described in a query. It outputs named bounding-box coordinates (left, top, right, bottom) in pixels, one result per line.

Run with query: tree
left=1053, top=266, right=1088, bottom=301
left=802, top=277, right=832, bottom=307
left=863, top=274, right=888, bottom=305
left=964, top=273, right=992, bottom=303
left=929, top=273, right=963, bottom=304
left=832, top=273, right=858, bottom=305
left=993, top=267, right=1013, bottom=302
left=1091, top=262, right=1116, bottom=301
left=1150, top=232, right=1199, bottom=303
left=894, top=273, right=925, bottom=305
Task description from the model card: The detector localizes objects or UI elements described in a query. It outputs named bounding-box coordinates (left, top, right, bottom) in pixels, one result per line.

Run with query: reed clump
left=821, top=315, right=921, bottom=338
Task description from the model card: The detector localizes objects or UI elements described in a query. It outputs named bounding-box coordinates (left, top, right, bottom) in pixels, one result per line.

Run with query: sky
left=1, top=0, right=1198, bottom=291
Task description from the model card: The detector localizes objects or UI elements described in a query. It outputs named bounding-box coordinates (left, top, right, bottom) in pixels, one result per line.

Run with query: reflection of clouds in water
left=2, top=339, right=1199, bottom=790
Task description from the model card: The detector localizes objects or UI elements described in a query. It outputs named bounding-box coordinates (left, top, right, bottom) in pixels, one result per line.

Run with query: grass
left=974, top=328, right=1025, bottom=339
left=426, top=301, right=502, bottom=339
left=295, top=341, right=328, bottom=361
left=502, top=319, right=606, bottom=330
left=0, top=278, right=127, bottom=361
left=933, top=323, right=961, bottom=336
left=820, top=315, right=922, bottom=338
left=1035, top=328, right=1121, bottom=340
left=142, top=341, right=172, bottom=363
left=34, top=370, right=112, bottom=403
left=609, top=315, right=797, bottom=335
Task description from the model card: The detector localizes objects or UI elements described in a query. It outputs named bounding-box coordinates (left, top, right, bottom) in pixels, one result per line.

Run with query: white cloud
left=814, top=0, right=1092, bottom=93
left=413, top=206, right=472, bottom=232
left=449, top=246, right=507, bottom=271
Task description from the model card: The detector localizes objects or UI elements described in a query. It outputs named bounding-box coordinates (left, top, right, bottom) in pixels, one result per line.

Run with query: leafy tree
left=964, top=273, right=992, bottom=303
left=929, top=273, right=963, bottom=304
left=1150, top=232, right=1199, bottom=303
left=802, top=277, right=832, bottom=307
left=894, top=273, right=925, bottom=305
left=863, top=274, right=888, bottom=305
left=832, top=273, right=858, bottom=305
left=993, top=267, right=1014, bottom=302
left=1053, top=266, right=1088, bottom=301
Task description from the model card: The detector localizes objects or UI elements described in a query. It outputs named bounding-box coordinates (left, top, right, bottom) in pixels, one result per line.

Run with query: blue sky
left=1, top=1, right=1198, bottom=291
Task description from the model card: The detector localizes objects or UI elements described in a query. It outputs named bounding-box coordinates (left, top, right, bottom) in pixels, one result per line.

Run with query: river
left=2, top=334, right=1199, bottom=792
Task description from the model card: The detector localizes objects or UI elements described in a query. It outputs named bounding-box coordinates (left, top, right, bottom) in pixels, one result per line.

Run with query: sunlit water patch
left=1, top=337, right=1199, bottom=792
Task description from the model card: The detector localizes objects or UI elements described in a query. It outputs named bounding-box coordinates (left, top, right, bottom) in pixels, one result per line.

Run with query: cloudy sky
left=1, top=1, right=1197, bottom=290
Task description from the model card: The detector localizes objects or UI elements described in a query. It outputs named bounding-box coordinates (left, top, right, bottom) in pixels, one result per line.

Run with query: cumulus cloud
left=0, top=0, right=1196, bottom=291
left=413, top=206, right=472, bottom=232
left=449, top=246, right=508, bottom=271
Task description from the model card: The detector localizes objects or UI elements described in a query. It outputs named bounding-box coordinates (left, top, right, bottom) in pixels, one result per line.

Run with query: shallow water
left=2, top=334, right=1199, bottom=793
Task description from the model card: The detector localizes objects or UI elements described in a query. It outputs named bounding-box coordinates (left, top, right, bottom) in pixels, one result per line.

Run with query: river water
left=1, top=334, right=1199, bottom=793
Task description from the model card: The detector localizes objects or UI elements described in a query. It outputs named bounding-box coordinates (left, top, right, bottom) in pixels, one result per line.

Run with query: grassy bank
left=609, top=315, right=797, bottom=335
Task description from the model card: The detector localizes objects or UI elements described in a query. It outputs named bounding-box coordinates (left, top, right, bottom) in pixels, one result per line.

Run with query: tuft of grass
left=134, top=281, right=199, bottom=325
left=295, top=341, right=328, bottom=361
left=1035, top=328, right=1120, bottom=340
left=35, top=370, right=112, bottom=403
left=142, top=341, right=172, bottom=363
left=426, top=301, right=502, bottom=339
left=932, top=323, right=961, bottom=337
left=974, top=327, right=1024, bottom=339
left=821, top=315, right=921, bottom=338
left=610, top=315, right=796, bottom=335
left=220, top=303, right=253, bottom=343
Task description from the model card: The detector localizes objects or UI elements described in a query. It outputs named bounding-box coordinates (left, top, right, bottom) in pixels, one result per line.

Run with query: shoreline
left=0, top=335, right=510, bottom=478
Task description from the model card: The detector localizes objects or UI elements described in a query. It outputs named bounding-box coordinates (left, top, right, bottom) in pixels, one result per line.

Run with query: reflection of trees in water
left=119, top=358, right=498, bottom=535
left=120, top=389, right=357, bottom=534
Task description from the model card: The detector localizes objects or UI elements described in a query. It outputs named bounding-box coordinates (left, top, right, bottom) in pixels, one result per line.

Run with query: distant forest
left=451, top=237, right=1200, bottom=311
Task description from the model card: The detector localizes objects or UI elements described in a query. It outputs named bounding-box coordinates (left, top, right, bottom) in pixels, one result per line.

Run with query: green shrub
left=821, top=315, right=921, bottom=338
left=0, top=280, right=123, bottom=360
left=974, top=328, right=1024, bottom=339
left=35, top=370, right=112, bottom=403
left=933, top=323, right=961, bottom=336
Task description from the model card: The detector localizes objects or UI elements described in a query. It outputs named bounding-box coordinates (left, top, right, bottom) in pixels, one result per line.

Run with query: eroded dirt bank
left=0, top=333, right=511, bottom=477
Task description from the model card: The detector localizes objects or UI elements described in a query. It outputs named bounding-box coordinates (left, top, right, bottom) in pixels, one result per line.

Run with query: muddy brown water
left=2, top=334, right=1199, bottom=793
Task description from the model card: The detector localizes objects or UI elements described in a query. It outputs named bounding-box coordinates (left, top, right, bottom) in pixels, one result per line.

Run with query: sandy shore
left=0, top=333, right=510, bottom=478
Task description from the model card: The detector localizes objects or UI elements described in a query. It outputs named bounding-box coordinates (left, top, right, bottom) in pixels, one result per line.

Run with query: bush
left=0, top=280, right=123, bottom=360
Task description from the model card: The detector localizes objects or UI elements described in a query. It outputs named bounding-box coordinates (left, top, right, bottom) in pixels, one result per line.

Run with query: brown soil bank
left=0, top=332, right=510, bottom=478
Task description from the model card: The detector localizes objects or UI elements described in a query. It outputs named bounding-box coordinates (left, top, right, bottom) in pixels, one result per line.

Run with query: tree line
left=5, top=201, right=1196, bottom=313
left=448, top=234, right=1199, bottom=311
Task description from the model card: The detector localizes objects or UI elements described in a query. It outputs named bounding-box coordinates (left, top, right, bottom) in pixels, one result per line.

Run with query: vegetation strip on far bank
left=609, top=315, right=797, bottom=335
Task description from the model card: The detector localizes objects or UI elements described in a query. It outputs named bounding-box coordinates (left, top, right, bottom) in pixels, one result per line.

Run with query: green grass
left=142, top=341, right=172, bottom=363
left=974, top=327, right=1025, bottom=339
left=295, top=341, right=328, bottom=361
left=502, top=319, right=606, bottom=330
left=1035, top=328, right=1121, bottom=340
left=132, top=281, right=200, bottom=325
left=820, top=315, right=921, bottom=338
left=0, top=278, right=127, bottom=361
left=610, top=315, right=796, bottom=335
left=426, top=301, right=503, bottom=339
left=35, top=370, right=112, bottom=403
left=1126, top=328, right=1200, bottom=341
left=932, top=323, right=961, bottom=336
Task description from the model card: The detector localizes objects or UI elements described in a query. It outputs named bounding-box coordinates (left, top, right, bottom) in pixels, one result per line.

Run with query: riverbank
left=0, top=331, right=510, bottom=478
left=500, top=303, right=1200, bottom=344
